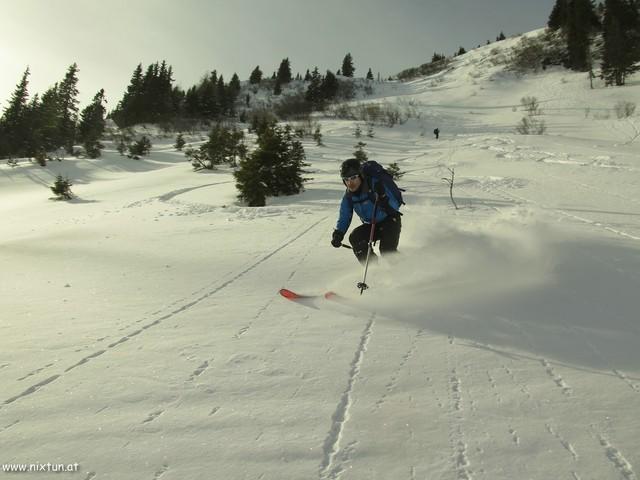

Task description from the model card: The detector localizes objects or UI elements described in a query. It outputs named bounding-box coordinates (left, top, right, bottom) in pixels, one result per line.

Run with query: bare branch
left=442, top=167, right=459, bottom=210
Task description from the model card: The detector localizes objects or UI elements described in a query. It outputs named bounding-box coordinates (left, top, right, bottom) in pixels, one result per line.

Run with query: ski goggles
left=342, top=174, right=360, bottom=182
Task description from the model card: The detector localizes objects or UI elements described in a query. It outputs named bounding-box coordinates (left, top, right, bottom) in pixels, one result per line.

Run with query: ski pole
left=341, top=243, right=352, bottom=249
left=357, top=196, right=379, bottom=295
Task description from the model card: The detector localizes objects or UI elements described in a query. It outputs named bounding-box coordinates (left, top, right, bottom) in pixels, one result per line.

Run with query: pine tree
left=171, top=85, right=185, bottom=118
left=188, top=124, right=246, bottom=169
left=128, top=136, right=152, bottom=158
left=304, top=69, right=312, bottom=81
left=197, top=71, right=216, bottom=118
left=341, top=53, right=355, bottom=77
left=234, top=124, right=308, bottom=206
left=234, top=152, right=269, bottom=206
left=249, top=65, right=263, bottom=84
left=229, top=73, right=241, bottom=97
left=78, top=89, right=107, bottom=158
left=566, top=0, right=597, bottom=71
left=25, top=93, right=45, bottom=159
left=366, top=68, right=374, bottom=80
left=548, top=0, right=569, bottom=29
left=457, top=46, right=467, bottom=56
left=158, top=62, right=176, bottom=121
left=113, top=63, right=144, bottom=126
left=184, top=86, right=201, bottom=118
left=113, top=61, right=179, bottom=125
left=497, top=31, right=507, bottom=40
left=274, top=80, right=282, bottom=95
left=320, top=70, right=339, bottom=101
left=354, top=141, right=368, bottom=162
left=174, top=133, right=186, bottom=151
left=276, top=58, right=292, bottom=84
left=0, top=67, right=31, bottom=157
left=305, top=67, right=323, bottom=108
left=601, top=0, right=640, bottom=85
left=37, top=84, right=62, bottom=151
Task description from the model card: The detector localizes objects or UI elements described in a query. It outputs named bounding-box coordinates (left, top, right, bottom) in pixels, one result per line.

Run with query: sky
left=0, top=0, right=555, bottom=109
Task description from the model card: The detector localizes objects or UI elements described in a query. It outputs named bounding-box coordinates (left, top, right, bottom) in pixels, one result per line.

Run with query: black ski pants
left=349, top=214, right=401, bottom=264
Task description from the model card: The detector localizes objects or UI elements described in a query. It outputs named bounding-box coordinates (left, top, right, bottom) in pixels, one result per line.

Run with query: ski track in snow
left=458, top=142, right=640, bottom=243
left=546, top=423, right=579, bottom=461
left=0, top=217, right=328, bottom=411
left=597, top=433, right=637, bottom=480
left=445, top=336, right=473, bottom=480
left=0, top=420, right=20, bottom=435
left=490, top=313, right=640, bottom=479
left=187, top=360, right=211, bottom=382
left=25, top=216, right=324, bottom=448
left=481, top=179, right=640, bottom=242
left=232, top=224, right=325, bottom=340
left=16, top=363, right=55, bottom=381
left=373, top=330, right=419, bottom=410
left=462, top=166, right=640, bottom=399
left=152, top=463, right=170, bottom=480
left=319, top=315, right=374, bottom=480
left=483, top=317, right=585, bottom=474
left=463, top=334, right=588, bottom=479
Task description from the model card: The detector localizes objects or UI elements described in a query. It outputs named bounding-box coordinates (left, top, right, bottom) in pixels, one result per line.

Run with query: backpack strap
left=365, top=177, right=403, bottom=216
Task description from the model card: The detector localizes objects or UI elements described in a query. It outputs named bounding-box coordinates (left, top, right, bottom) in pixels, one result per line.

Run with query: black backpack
left=360, top=160, right=405, bottom=213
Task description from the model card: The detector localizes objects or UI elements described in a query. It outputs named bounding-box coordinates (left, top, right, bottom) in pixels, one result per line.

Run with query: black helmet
left=340, top=158, right=361, bottom=178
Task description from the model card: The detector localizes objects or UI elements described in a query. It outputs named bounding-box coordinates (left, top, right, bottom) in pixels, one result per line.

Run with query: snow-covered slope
left=2, top=30, right=639, bottom=480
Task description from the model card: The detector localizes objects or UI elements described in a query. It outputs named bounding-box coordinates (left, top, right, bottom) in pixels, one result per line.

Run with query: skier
left=331, top=158, right=402, bottom=264
left=434, top=127, right=440, bottom=139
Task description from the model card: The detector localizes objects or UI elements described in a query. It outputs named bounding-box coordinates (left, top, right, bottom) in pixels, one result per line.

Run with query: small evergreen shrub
left=128, top=136, right=152, bottom=158
left=174, top=133, right=186, bottom=151
left=187, top=124, right=246, bottom=170
left=387, top=162, right=405, bottom=180
left=313, top=126, right=323, bottom=146
left=50, top=175, right=74, bottom=200
left=354, top=141, right=368, bottom=162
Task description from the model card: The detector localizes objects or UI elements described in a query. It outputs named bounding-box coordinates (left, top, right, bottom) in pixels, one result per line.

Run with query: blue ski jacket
left=336, top=177, right=401, bottom=233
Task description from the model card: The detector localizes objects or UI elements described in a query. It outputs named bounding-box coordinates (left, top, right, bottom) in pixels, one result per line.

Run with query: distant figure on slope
left=434, top=127, right=440, bottom=139
left=331, top=158, right=403, bottom=264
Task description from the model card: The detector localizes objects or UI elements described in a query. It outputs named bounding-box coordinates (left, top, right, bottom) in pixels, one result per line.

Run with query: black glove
left=331, top=229, right=345, bottom=248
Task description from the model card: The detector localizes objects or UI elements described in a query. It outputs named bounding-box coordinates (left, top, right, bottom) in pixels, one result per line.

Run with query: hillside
left=2, top=30, right=640, bottom=480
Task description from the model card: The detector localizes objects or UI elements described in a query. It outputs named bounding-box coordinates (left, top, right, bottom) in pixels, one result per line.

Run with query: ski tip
left=279, top=288, right=301, bottom=300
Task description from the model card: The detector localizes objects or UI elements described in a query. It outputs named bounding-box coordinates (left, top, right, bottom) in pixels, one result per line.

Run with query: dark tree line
left=110, top=61, right=243, bottom=127
left=0, top=63, right=107, bottom=160
left=305, top=67, right=342, bottom=108
left=548, top=0, right=640, bottom=84
left=0, top=52, right=370, bottom=160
